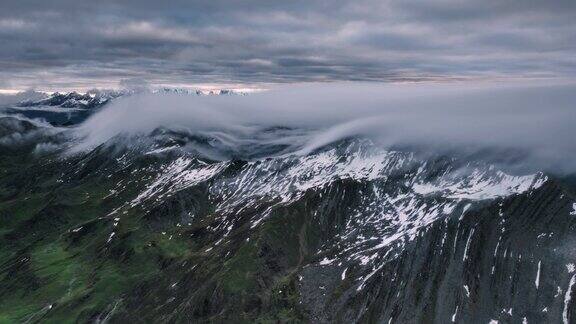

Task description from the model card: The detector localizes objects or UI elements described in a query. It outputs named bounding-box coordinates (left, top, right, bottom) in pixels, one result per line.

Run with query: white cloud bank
left=74, top=81, right=576, bottom=173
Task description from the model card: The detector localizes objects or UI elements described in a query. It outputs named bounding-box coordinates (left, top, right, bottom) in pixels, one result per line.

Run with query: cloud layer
left=74, top=81, right=576, bottom=173
left=1, top=0, right=576, bottom=90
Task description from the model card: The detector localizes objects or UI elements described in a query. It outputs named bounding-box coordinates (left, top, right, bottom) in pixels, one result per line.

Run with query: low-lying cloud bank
left=74, top=81, right=576, bottom=173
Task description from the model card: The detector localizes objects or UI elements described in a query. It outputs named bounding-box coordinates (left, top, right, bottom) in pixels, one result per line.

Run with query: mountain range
left=0, top=90, right=575, bottom=323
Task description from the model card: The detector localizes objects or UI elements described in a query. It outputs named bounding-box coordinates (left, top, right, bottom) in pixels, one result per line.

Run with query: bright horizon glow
left=2, top=75, right=575, bottom=95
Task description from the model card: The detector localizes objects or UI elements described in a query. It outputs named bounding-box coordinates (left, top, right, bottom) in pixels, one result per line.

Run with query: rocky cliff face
left=0, top=113, right=575, bottom=323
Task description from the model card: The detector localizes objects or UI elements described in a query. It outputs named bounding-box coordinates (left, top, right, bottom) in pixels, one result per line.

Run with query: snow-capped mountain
left=151, top=88, right=247, bottom=96
left=0, top=86, right=575, bottom=323
left=1, top=91, right=117, bottom=126
left=8, top=88, right=246, bottom=109
left=18, top=91, right=117, bottom=109
left=0, top=88, right=247, bottom=126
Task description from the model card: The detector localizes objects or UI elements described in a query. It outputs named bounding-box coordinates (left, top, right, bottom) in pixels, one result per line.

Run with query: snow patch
left=413, top=170, right=546, bottom=200
left=319, top=257, right=336, bottom=266
left=563, top=274, right=576, bottom=324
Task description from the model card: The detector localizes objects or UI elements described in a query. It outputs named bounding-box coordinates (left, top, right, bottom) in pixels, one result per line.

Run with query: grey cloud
left=0, top=0, right=575, bottom=89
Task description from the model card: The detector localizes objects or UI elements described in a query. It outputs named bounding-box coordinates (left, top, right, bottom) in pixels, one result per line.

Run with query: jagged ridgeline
left=0, top=89, right=576, bottom=323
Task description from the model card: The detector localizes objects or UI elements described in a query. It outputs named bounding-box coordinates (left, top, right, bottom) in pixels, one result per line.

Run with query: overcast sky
left=1, top=0, right=575, bottom=91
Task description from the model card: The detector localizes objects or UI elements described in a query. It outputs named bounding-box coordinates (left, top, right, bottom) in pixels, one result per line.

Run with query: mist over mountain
left=0, top=81, right=575, bottom=322
left=72, top=82, right=576, bottom=173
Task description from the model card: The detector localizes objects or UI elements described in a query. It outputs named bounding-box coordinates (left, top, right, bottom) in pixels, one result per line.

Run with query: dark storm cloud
left=0, top=0, right=575, bottom=89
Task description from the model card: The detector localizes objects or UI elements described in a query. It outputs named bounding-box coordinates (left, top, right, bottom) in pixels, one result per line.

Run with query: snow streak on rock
left=131, top=157, right=228, bottom=207
left=123, top=139, right=548, bottom=295
left=564, top=274, right=576, bottom=324
left=413, top=168, right=546, bottom=200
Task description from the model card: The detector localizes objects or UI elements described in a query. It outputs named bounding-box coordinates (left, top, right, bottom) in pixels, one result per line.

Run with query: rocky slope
left=0, top=113, right=575, bottom=323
